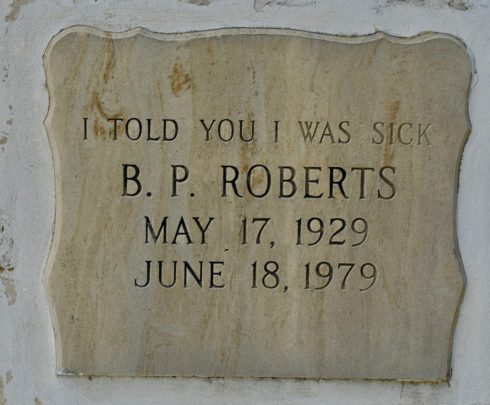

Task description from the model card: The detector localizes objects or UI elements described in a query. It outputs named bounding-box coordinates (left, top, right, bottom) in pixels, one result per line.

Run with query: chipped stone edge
left=42, top=26, right=473, bottom=382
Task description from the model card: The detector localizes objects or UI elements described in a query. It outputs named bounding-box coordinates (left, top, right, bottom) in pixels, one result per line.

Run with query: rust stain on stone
left=91, top=91, right=109, bottom=119
left=169, top=62, right=193, bottom=96
left=383, top=143, right=395, bottom=166
left=383, top=100, right=400, bottom=166
left=251, top=167, right=264, bottom=188
left=89, top=90, right=123, bottom=139
left=91, top=117, right=109, bottom=139
left=387, top=100, right=400, bottom=121
left=103, top=39, right=116, bottom=83
left=90, top=92, right=112, bottom=139
left=85, top=39, right=118, bottom=139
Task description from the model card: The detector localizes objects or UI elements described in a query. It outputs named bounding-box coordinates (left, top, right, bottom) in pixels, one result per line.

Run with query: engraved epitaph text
left=44, top=28, right=470, bottom=380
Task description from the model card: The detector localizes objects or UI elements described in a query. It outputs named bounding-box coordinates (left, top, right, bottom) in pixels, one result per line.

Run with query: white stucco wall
left=1, top=0, right=489, bottom=403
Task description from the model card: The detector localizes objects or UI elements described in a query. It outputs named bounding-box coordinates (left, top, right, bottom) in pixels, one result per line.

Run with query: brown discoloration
left=383, top=142, right=394, bottom=166
left=90, top=90, right=123, bottom=139
left=169, top=62, right=193, bottom=96
left=0, top=138, right=7, bottom=145
left=91, top=91, right=109, bottom=119
left=91, top=117, right=109, bottom=139
left=1, top=277, right=16, bottom=305
left=87, top=40, right=118, bottom=139
left=383, top=100, right=400, bottom=165
left=44, top=28, right=470, bottom=381
left=34, top=397, right=42, bottom=405
left=5, top=0, right=33, bottom=22
left=387, top=100, right=400, bottom=121
left=103, top=39, right=116, bottom=83
left=206, top=45, right=216, bottom=67
left=91, top=92, right=110, bottom=139
left=244, top=112, right=255, bottom=136
left=250, top=167, right=265, bottom=188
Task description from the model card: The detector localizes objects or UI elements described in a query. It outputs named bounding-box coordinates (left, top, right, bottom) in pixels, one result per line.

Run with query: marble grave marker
left=44, top=27, right=471, bottom=380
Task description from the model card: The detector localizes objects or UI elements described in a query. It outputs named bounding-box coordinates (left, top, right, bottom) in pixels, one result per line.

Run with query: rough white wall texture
left=0, top=0, right=489, bottom=403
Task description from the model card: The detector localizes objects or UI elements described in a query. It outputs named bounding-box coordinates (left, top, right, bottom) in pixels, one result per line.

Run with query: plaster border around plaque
left=43, top=26, right=472, bottom=381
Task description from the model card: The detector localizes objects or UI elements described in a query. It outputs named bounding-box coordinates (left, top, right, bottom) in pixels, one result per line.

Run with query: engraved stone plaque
left=44, top=27, right=471, bottom=380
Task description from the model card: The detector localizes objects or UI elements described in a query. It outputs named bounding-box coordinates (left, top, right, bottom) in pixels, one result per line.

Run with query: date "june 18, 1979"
left=134, top=259, right=378, bottom=292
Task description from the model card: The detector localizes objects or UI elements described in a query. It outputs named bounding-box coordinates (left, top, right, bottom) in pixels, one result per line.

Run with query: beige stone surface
left=44, top=27, right=470, bottom=380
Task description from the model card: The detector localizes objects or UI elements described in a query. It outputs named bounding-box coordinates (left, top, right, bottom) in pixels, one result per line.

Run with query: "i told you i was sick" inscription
left=45, top=27, right=470, bottom=380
